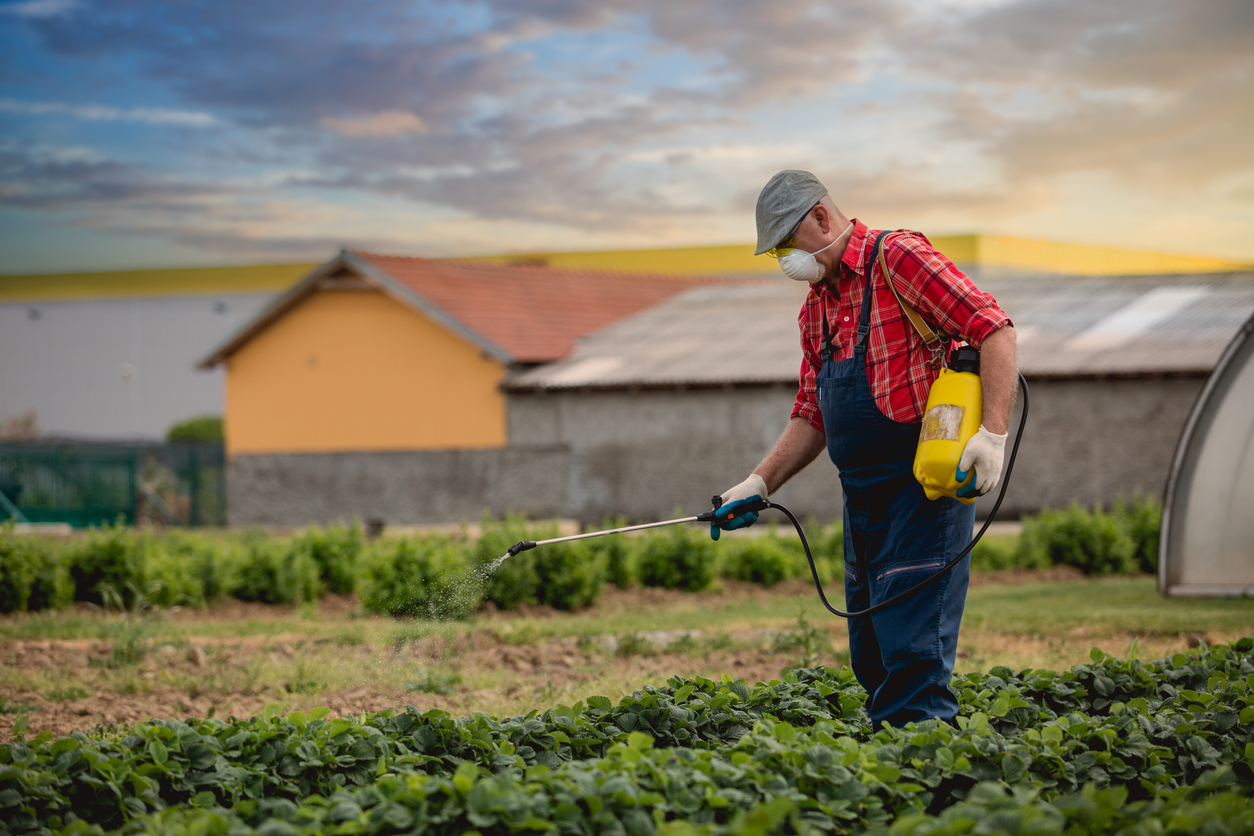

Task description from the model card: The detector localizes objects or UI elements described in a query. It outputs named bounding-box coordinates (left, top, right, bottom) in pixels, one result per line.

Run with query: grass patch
left=45, top=686, right=89, bottom=702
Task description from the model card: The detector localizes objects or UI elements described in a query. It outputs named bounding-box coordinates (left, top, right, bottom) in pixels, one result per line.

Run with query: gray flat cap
left=755, top=170, right=829, bottom=255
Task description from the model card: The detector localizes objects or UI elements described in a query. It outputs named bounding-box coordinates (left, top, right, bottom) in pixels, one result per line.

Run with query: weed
left=701, top=631, right=739, bottom=655
left=489, top=622, right=548, bottom=646
left=667, top=633, right=698, bottom=655
left=284, top=658, right=325, bottom=695
left=331, top=625, right=367, bottom=647
left=615, top=632, right=657, bottom=657
left=403, top=668, right=461, bottom=695
left=772, top=610, right=836, bottom=674
left=46, top=685, right=90, bottom=702
left=182, top=644, right=264, bottom=698
left=0, top=696, right=38, bottom=714
left=92, top=582, right=177, bottom=668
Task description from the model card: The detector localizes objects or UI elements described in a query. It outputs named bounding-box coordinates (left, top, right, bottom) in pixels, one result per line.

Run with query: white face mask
left=778, top=221, right=854, bottom=283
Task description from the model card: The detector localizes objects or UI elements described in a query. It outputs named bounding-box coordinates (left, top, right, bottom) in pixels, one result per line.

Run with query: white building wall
left=0, top=293, right=273, bottom=440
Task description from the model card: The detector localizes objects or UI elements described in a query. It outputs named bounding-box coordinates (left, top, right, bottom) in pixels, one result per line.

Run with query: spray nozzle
left=506, top=540, right=537, bottom=557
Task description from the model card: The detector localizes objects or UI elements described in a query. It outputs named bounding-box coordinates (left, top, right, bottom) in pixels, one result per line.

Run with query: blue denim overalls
left=817, top=232, right=975, bottom=728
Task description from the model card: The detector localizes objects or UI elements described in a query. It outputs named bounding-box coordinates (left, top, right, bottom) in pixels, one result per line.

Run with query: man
left=711, top=170, right=1017, bottom=729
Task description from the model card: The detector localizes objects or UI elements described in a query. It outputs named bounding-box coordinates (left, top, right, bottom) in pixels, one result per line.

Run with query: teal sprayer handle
left=703, top=495, right=770, bottom=524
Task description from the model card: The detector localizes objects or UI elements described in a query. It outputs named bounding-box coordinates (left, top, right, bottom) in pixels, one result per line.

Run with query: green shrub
left=532, top=539, right=605, bottom=610
left=1017, top=502, right=1137, bottom=576
left=637, top=519, right=717, bottom=591
left=230, top=535, right=321, bottom=604
left=64, top=522, right=153, bottom=605
left=588, top=517, right=636, bottom=589
left=1114, top=492, right=1161, bottom=573
left=471, top=515, right=548, bottom=610
left=292, top=521, right=363, bottom=595
left=166, top=415, right=223, bottom=442
left=969, top=533, right=1042, bottom=572
left=467, top=515, right=607, bottom=611
left=0, top=526, right=70, bottom=613
left=157, top=530, right=239, bottom=604
left=144, top=544, right=205, bottom=608
left=720, top=534, right=798, bottom=587
left=360, top=535, right=479, bottom=620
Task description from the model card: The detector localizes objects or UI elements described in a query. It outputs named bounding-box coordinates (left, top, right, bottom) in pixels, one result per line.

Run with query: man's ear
left=813, top=203, right=833, bottom=234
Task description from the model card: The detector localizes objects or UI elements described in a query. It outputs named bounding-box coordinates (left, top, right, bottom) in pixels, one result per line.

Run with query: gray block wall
left=228, top=376, right=1204, bottom=527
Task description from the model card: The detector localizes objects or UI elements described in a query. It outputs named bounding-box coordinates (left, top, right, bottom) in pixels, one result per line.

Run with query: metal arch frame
left=1159, top=309, right=1254, bottom=596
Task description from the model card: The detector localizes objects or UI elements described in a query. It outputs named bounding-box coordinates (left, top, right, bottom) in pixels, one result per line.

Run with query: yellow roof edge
left=456, top=234, right=1252, bottom=277
left=3, top=232, right=1250, bottom=303
left=0, top=263, right=319, bottom=303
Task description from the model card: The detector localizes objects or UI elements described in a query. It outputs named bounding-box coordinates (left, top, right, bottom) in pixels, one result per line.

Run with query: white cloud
left=0, top=99, right=217, bottom=126
left=0, top=0, right=78, bottom=18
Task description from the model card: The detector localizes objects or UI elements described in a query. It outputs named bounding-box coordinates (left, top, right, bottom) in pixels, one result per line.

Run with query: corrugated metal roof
left=504, top=273, right=1254, bottom=390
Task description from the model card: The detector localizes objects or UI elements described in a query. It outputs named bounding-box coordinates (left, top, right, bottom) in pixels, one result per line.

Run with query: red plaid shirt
left=792, top=220, right=1012, bottom=429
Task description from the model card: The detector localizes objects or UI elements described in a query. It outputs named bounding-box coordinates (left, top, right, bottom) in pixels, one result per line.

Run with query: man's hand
left=711, top=473, right=768, bottom=541
left=956, top=425, right=1007, bottom=498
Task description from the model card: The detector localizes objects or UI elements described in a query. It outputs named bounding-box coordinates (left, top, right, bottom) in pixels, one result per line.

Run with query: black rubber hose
left=765, top=371, right=1029, bottom=620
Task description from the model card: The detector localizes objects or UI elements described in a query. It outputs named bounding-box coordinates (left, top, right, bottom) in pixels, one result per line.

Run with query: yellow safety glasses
left=765, top=203, right=819, bottom=259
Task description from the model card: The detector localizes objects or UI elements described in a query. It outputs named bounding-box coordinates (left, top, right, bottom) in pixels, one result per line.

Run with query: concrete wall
left=228, top=376, right=1205, bottom=526
left=228, top=447, right=569, bottom=526
left=999, top=376, right=1205, bottom=516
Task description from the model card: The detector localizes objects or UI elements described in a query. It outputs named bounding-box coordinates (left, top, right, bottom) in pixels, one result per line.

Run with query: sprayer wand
left=504, top=506, right=739, bottom=557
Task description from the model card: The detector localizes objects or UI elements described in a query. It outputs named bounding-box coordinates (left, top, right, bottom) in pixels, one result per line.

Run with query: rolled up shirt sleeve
left=884, top=233, right=1012, bottom=348
left=790, top=299, right=826, bottom=433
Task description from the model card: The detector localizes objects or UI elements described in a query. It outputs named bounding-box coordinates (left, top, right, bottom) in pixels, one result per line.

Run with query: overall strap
left=854, top=231, right=891, bottom=355
left=820, top=298, right=833, bottom=363
left=874, top=231, right=949, bottom=366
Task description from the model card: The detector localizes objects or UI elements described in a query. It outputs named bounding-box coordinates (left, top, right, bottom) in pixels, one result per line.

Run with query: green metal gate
left=0, top=442, right=226, bottom=527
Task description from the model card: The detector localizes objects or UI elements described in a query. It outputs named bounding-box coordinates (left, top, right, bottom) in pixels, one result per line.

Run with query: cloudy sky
left=2, top=0, right=1251, bottom=273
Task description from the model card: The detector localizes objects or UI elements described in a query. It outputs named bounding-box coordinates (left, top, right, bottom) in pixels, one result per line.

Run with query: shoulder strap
left=875, top=232, right=945, bottom=352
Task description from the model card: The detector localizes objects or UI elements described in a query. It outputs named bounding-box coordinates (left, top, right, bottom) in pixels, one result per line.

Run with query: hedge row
left=2, top=637, right=1252, bottom=835
left=0, top=494, right=1162, bottom=617
left=0, top=517, right=842, bottom=617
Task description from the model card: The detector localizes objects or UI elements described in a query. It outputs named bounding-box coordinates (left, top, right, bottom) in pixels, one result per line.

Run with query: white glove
left=957, top=425, right=1008, bottom=496
left=710, top=473, right=769, bottom=540
left=720, top=473, right=769, bottom=506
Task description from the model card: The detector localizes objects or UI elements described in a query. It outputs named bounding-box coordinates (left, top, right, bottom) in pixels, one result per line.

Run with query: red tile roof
left=351, top=253, right=753, bottom=363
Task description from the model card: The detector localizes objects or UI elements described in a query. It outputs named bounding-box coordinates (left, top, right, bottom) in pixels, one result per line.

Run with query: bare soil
left=0, top=569, right=1213, bottom=742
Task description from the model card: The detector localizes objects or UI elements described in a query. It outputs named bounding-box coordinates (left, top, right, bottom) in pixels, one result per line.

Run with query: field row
left=1, top=494, right=1161, bottom=618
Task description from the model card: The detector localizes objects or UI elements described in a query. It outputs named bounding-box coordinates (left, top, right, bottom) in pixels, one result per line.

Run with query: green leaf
left=587, top=696, right=612, bottom=711
left=148, top=739, right=169, bottom=766
left=453, top=760, right=479, bottom=794
left=1002, top=753, right=1027, bottom=783
left=627, top=732, right=654, bottom=751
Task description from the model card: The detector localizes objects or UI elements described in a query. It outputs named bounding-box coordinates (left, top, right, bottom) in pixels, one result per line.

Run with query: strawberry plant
left=4, top=638, right=1254, bottom=835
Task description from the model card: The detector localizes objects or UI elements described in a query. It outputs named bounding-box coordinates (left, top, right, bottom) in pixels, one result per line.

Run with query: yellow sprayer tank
left=914, top=346, right=982, bottom=504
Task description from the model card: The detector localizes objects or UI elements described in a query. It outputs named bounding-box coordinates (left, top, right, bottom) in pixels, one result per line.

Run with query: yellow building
left=198, top=250, right=735, bottom=456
